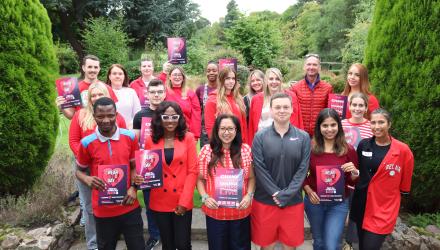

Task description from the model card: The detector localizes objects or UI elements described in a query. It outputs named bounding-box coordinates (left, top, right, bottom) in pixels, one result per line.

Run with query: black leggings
left=152, top=210, right=192, bottom=250
left=357, top=224, right=387, bottom=250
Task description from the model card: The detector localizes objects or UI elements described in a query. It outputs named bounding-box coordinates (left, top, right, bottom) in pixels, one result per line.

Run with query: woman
left=342, top=93, right=374, bottom=148
left=197, top=114, right=255, bottom=250
left=196, top=62, right=219, bottom=147
left=248, top=68, right=303, bottom=144
left=204, top=67, right=248, bottom=143
left=144, top=101, right=198, bottom=250
left=342, top=63, right=380, bottom=119
left=165, top=66, right=201, bottom=140
left=243, top=70, right=264, bottom=125
left=106, top=64, right=141, bottom=129
left=351, top=108, right=414, bottom=250
left=303, top=108, right=359, bottom=250
left=68, top=82, right=127, bottom=250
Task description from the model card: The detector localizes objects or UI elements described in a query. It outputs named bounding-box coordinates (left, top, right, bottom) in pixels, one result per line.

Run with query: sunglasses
left=304, top=53, right=320, bottom=60
left=161, top=114, right=180, bottom=121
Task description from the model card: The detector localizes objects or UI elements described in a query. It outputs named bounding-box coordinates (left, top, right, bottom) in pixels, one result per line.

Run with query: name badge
left=362, top=151, right=372, bottom=157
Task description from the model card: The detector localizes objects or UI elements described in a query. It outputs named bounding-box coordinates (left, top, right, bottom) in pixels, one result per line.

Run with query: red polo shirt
left=76, top=127, right=139, bottom=218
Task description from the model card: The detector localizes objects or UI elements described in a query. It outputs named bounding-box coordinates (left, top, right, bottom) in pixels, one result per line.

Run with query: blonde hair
left=247, top=69, right=265, bottom=97
left=78, top=82, right=110, bottom=131
left=167, top=66, right=188, bottom=98
left=263, top=68, right=284, bottom=106
left=217, top=67, right=246, bottom=115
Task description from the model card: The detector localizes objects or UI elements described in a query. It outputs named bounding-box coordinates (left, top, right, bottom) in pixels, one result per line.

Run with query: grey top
left=252, top=123, right=310, bottom=207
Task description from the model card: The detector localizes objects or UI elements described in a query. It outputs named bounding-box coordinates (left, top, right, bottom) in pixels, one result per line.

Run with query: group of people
left=56, top=53, right=414, bottom=250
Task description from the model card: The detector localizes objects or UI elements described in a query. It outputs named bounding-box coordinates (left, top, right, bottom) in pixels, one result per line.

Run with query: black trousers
left=356, top=223, right=387, bottom=250
left=94, top=207, right=145, bottom=250
left=152, top=210, right=192, bottom=250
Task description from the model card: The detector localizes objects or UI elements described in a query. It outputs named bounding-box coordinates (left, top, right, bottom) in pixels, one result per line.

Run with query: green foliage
left=223, top=0, right=242, bottom=29
left=0, top=0, right=59, bottom=195
left=365, top=0, right=440, bottom=212
left=407, top=213, right=440, bottom=229
left=54, top=41, right=79, bottom=74
left=226, top=14, right=282, bottom=69
left=82, top=17, right=130, bottom=78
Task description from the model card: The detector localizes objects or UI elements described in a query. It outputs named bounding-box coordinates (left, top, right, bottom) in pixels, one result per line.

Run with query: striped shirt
left=342, top=119, right=373, bottom=139
left=198, top=144, right=253, bottom=220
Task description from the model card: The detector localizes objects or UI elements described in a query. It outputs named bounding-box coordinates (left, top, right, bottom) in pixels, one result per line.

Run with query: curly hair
left=151, top=101, right=187, bottom=143
left=208, top=114, right=242, bottom=176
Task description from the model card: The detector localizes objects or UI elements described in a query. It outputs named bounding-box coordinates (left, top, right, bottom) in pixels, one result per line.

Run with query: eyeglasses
left=148, top=90, right=164, bottom=95
left=171, top=73, right=183, bottom=77
left=304, top=54, right=320, bottom=60
left=161, top=114, right=180, bottom=121
left=219, top=127, right=236, bottom=133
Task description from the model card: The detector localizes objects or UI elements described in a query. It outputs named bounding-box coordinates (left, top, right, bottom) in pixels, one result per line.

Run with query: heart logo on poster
left=343, top=127, right=359, bottom=146
left=103, top=168, right=124, bottom=187
left=143, top=152, right=160, bottom=172
left=320, top=168, right=341, bottom=186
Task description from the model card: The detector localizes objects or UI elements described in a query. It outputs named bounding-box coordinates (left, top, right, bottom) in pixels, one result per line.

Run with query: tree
left=226, top=14, right=282, bottom=69
left=365, top=0, right=440, bottom=212
left=0, top=0, right=59, bottom=195
left=223, top=0, right=242, bottom=29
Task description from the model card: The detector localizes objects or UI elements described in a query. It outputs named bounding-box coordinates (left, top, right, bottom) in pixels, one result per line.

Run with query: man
left=251, top=93, right=310, bottom=250
left=132, top=79, right=166, bottom=250
left=130, top=58, right=155, bottom=107
left=56, top=54, right=118, bottom=119
left=76, top=97, right=144, bottom=249
left=290, top=54, right=333, bottom=136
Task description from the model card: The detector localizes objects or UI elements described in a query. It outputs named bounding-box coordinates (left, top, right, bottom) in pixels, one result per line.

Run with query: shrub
left=0, top=0, right=59, bottom=195
left=54, top=41, right=79, bottom=74
left=82, top=17, right=130, bottom=78
left=365, top=0, right=440, bottom=212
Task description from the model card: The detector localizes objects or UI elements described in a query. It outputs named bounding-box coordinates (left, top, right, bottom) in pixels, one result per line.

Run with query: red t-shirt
left=75, top=80, right=118, bottom=111
left=76, top=128, right=139, bottom=218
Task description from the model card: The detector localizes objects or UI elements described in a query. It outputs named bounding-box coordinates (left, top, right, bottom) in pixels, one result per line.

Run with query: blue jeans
left=142, top=189, right=160, bottom=240
left=206, top=215, right=251, bottom=250
left=304, top=195, right=349, bottom=250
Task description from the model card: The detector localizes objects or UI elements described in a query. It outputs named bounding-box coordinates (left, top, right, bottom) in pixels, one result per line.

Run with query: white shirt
left=114, top=87, right=141, bottom=129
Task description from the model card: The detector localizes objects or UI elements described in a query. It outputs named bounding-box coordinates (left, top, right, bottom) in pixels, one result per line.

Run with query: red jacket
left=145, top=133, right=198, bottom=211
left=345, top=94, right=380, bottom=119
left=362, top=137, right=414, bottom=234
left=129, top=77, right=147, bottom=100
left=165, top=87, right=201, bottom=139
left=248, top=91, right=304, bottom=145
left=204, top=91, right=248, bottom=144
left=290, top=79, right=333, bottom=136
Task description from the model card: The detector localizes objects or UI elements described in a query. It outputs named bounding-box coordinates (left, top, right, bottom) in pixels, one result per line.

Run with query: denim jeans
left=73, top=157, right=97, bottom=250
left=142, top=189, right=160, bottom=240
left=206, top=215, right=251, bottom=250
left=304, top=195, right=349, bottom=250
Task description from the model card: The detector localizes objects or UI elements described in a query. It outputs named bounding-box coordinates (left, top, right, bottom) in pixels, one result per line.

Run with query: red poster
left=328, top=94, right=348, bottom=119
left=167, top=37, right=187, bottom=64
left=97, top=165, right=128, bottom=205
left=316, top=165, right=345, bottom=203
left=214, top=168, right=243, bottom=208
left=135, top=149, right=163, bottom=189
left=218, top=58, right=238, bottom=72
left=139, top=117, right=152, bottom=149
left=55, top=77, right=82, bottom=109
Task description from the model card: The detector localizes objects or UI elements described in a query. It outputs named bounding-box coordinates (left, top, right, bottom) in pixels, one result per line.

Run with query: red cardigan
left=345, top=94, right=380, bottom=119
left=204, top=91, right=248, bottom=144
left=145, top=132, right=198, bottom=211
left=68, top=110, right=126, bottom=157
left=165, top=87, right=201, bottom=139
left=290, top=79, right=333, bottom=136
left=248, top=91, right=304, bottom=145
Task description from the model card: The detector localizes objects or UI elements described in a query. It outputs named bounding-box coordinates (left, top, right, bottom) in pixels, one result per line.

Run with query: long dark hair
left=312, top=108, right=349, bottom=156
left=208, top=114, right=242, bottom=176
left=151, top=101, right=187, bottom=143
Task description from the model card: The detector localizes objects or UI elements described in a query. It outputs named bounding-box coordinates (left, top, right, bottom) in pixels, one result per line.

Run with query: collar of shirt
left=305, top=74, right=321, bottom=91
left=95, top=126, right=121, bottom=142
left=270, top=122, right=293, bottom=137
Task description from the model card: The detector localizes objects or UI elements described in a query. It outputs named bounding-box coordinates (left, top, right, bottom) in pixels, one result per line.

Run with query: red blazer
left=248, top=91, right=304, bottom=145
left=145, top=132, right=198, bottom=212
left=345, top=94, right=380, bottom=119
left=290, top=79, right=333, bottom=136
left=362, top=137, right=414, bottom=234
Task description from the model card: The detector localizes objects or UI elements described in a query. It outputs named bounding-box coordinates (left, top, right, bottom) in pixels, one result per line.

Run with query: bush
left=54, top=41, right=79, bottom=74
left=0, top=0, right=59, bottom=195
left=82, top=17, right=130, bottom=78
left=365, top=0, right=440, bottom=212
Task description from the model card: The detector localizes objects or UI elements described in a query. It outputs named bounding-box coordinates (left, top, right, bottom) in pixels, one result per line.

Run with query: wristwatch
left=201, top=194, right=210, bottom=203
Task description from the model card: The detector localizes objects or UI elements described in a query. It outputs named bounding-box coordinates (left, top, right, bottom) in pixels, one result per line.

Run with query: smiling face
left=161, top=106, right=179, bottom=133
left=347, top=65, right=361, bottom=90
left=250, top=74, right=263, bottom=93
left=271, top=97, right=292, bottom=124
left=140, top=60, right=154, bottom=78
left=206, top=63, right=218, bottom=83
left=349, top=97, right=367, bottom=119
left=223, top=71, right=236, bottom=93
left=89, top=87, right=106, bottom=105
left=267, top=72, right=281, bottom=94
left=94, top=104, right=117, bottom=135
left=370, top=113, right=391, bottom=139
left=109, top=66, right=125, bottom=89
left=218, top=118, right=237, bottom=147
left=303, top=57, right=320, bottom=78
left=82, top=59, right=100, bottom=82
left=170, top=68, right=184, bottom=87
left=147, top=84, right=166, bottom=108
left=320, top=117, right=338, bottom=141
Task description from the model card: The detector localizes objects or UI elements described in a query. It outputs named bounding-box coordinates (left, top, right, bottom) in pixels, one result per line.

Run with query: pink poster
left=55, top=77, right=81, bottom=109
left=97, top=165, right=128, bottom=205
left=214, top=168, right=243, bottom=208
left=218, top=58, right=238, bottom=72
left=139, top=117, right=152, bottom=149
left=328, top=94, right=348, bottom=119
left=316, top=165, right=345, bottom=203
left=135, top=149, right=163, bottom=189
left=167, top=37, right=187, bottom=64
